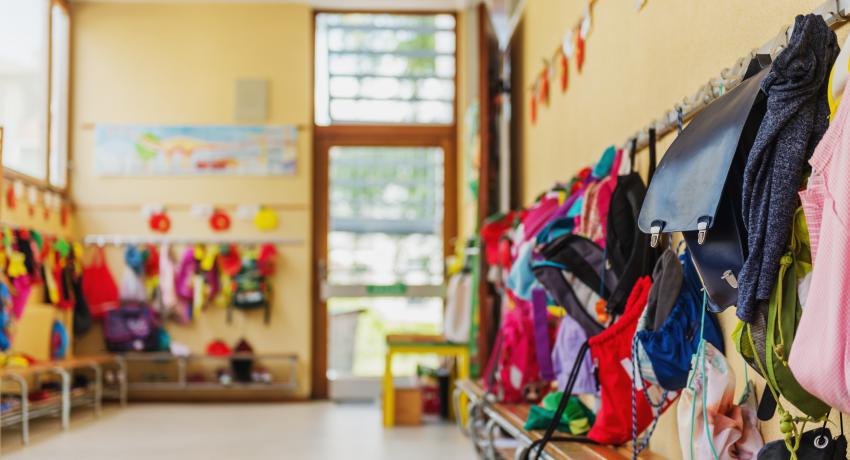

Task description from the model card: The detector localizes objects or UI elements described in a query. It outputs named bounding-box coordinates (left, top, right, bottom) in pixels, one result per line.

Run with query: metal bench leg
left=486, top=417, right=499, bottom=460
left=54, top=368, right=71, bottom=431
left=514, top=446, right=529, bottom=460
left=453, top=388, right=465, bottom=434
left=84, top=363, right=103, bottom=416
left=467, top=401, right=484, bottom=457
left=7, top=374, right=29, bottom=445
left=116, top=357, right=128, bottom=406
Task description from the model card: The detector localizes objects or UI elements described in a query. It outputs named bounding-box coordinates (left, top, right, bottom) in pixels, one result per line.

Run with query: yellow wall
left=513, top=0, right=848, bottom=457
left=70, top=3, right=313, bottom=397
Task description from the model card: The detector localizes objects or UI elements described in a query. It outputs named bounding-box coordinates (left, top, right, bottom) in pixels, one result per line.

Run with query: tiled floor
left=3, top=402, right=477, bottom=460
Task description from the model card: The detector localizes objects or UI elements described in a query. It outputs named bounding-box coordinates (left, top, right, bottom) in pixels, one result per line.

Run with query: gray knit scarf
left=737, top=14, right=838, bottom=322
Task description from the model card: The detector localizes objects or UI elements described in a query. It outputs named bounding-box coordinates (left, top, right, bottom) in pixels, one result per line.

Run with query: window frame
left=313, top=9, right=459, bottom=127
left=1, top=0, right=71, bottom=195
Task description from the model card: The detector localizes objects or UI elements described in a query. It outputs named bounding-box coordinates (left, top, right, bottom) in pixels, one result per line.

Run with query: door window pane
left=315, top=13, right=456, bottom=125
left=328, top=297, right=442, bottom=378
left=328, top=146, right=444, bottom=286
left=0, top=0, right=49, bottom=179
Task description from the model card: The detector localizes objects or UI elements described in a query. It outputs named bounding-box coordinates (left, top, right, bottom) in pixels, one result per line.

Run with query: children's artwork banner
left=94, top=124, right=298, bottom=176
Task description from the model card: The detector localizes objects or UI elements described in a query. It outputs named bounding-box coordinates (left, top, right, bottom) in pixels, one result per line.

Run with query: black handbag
left=757, top=416, right=847, bottom=459
left=638, top=59, right=770, bottom=312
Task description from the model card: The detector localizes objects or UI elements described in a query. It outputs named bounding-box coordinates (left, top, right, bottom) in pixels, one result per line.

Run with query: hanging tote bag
left=638, top=61, right=771, bottom=312
left=677, top=343, right=764, bottom=460
left=735, top=207, right=830, bottom=423
left=81, top=247, right=120, bottom=320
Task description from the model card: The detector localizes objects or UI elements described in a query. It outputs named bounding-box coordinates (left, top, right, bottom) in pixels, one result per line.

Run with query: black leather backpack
left=638, top=60, right=770, bottom=312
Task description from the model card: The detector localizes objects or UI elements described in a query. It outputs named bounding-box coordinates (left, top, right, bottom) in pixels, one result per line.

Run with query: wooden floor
left=2, top=402, right=477, bottom=460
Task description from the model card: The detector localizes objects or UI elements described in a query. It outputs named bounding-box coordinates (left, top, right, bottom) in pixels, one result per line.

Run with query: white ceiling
left=70, top=0, right=476, bottom=10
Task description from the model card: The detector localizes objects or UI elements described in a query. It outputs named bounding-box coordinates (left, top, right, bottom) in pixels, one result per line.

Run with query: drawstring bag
left=757, top=415, right=847, bottom=459
left=587, top=276, right=673, bottom=446
left=551, top=312, right=597, bottom=395
left=81, top=247, right=119, bottom=319
left=735, top=206, right=830, bottom=446
left=635, top=248, right=725, bottom=391
left=678, top=342, right=764, bottom=460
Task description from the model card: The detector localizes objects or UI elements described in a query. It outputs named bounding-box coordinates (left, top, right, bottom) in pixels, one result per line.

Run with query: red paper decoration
left=539, top=67, right=550, bottom=105
left=60, top=205, right=69, bottom=228
left=149, top=212, right=171, bottom=233
left=576, top=33, right=586, bottom=73
left=6, top=185, right=15, bottom=210
left=559, top=52, right=569, bottom=92
left=209, top=209, right=231, bottom=232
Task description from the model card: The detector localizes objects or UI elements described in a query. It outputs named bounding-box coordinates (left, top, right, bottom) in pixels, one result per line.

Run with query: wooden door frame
left=311, top=125, right=457, bottom=399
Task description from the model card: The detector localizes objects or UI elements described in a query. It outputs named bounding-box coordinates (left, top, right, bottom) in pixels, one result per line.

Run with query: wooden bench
left=455, top=379, right=666, bottom=460
left=0, top=354, right=126, bottom=450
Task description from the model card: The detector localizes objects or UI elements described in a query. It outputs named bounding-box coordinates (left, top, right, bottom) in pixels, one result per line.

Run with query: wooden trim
left=314, top=8, right=458, bottom=16
left=311, top=11, right=459, bottom=400
left=311, top=136, right=330, bottom=400
left=475, top=2, right=497, bottom=370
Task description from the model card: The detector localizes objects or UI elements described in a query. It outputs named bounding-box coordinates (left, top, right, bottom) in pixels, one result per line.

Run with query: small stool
left=382, top=334, right=470, bottom=427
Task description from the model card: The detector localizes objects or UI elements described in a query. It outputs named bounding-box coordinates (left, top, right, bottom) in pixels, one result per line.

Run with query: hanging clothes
left=737, top=14, right=838, bottom=322
left=789, top=57, right=850, bottom=414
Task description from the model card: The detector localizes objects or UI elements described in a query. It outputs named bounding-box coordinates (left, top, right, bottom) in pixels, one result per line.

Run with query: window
left=0, top=0, right=70, bottom=189
left=49, top=2, right=70, bottom=188
left=315, top=13, right=456, bottom=125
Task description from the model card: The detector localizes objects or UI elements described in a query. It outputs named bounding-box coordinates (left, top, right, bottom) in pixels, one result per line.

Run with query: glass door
left=323, top=146, right=446, bottom=400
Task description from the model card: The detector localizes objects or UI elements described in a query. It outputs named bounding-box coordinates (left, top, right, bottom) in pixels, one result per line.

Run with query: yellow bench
left=382, top=334, right=470, bottom=427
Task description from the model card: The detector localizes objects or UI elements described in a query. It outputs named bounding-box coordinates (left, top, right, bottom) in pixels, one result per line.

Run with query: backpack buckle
left=697, top=217, right=711, bottom=245
left=649, top=221, right=665, bottom=248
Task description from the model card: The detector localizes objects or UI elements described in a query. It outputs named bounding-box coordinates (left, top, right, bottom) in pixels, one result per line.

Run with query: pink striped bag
left=788, top=78, right=850, bottom=413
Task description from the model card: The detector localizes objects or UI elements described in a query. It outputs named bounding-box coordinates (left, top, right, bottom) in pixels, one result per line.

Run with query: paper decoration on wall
left=5, top=184, right=14, bottom=210
left=236, top=204, right=260, bottom=221
left=60, top=205, right=69, bottom=228
left=253, top=207, right=278, bottom=232
left=539, top=65, right=550, bottom=105
left=559, top=52, right=569, bottom=92
left=94, top=124, right=297, bottom=177
left=149, top=212, right=171, bottom=233
left=576, top=33, right=586, bottom=72
left=26, top=185, right=38, bottom=218
left=190, top=204, right=214, bottom=220
left=529, top=0, right=597, bottom=123
left=209, top=209, right=231, bottom=232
